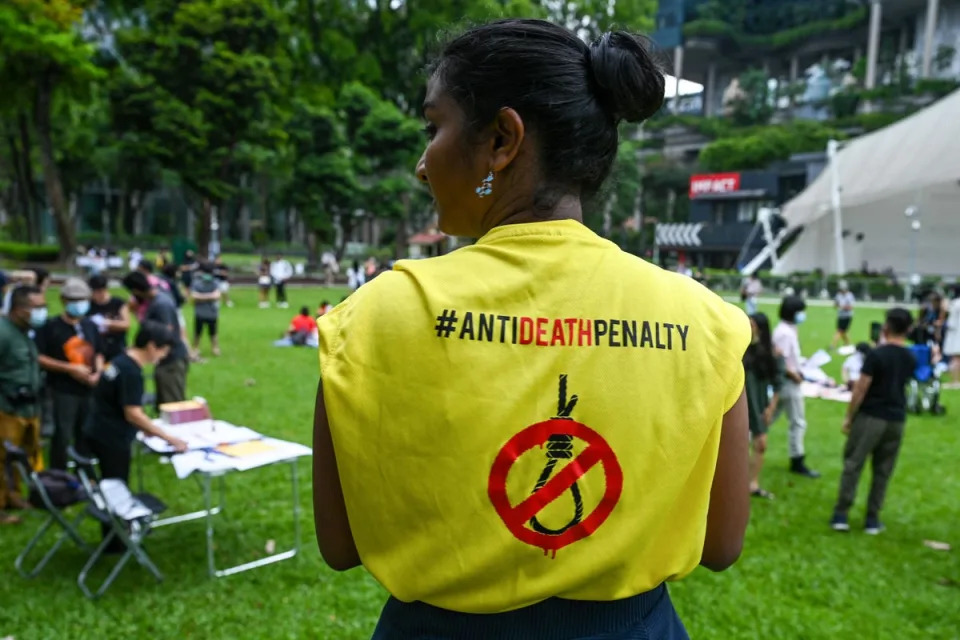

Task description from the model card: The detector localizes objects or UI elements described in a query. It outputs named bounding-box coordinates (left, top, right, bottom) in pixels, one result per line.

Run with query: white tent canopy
left=773, top=89, right=960, bottom=277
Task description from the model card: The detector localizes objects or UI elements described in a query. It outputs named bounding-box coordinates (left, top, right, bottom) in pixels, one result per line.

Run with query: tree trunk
left=306, top=230, right=319, bottom=269
left=197, top=199, right=212, bottom=257
left=131, top=190, right=144, bottom=236
left=335, top=213, right=352, bottom=261
left=5, top=132, right=33, bottom=242
left=101, top=175, right=112, bottom=245
left=34, top=72, right=76, bottom=259
left=239, top=173, right=251, bottom=243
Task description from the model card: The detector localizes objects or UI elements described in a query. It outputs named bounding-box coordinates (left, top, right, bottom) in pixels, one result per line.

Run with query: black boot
left=790, top=455, right=821, bottom=478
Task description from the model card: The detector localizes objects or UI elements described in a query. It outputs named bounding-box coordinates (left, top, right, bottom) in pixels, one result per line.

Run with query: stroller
left=906, top=344, right=946, bottom=415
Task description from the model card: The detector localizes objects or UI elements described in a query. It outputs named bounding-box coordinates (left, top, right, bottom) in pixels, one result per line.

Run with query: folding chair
left=68, top=446, right=168, bottom=599
left=3, top=441, right=91, bottom=578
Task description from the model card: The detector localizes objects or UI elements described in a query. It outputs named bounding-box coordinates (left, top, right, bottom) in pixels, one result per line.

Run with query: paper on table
left=140, top=420, right=261, bottom=453
left=169, top=439, right=312, bottom=478
left=803, top=349, right=832, bottom=370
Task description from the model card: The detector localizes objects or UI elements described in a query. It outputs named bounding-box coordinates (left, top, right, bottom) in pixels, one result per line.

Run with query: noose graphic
left=529, top=375, right=585, bottom=535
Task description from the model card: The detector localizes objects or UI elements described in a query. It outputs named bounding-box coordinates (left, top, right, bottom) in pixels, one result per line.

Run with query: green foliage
left=914, top=78, right=960, bottom=98
left=700, top=121, right=844, bottom=172
left=0, top=241, right=60, bottom=262
left=683, top=4, right=867, bottom=51
left=728, top=68, right=774, bottom=127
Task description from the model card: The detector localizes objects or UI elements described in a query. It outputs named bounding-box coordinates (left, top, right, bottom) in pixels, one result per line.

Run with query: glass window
left=737, top=201, right=756, bottom=223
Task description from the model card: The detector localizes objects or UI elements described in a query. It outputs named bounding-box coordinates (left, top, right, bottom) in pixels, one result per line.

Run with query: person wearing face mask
left=0, top=286, right=47, bottom=524
left=36, top=278, right=104, bottom=471
left=772, top=295, right=820, bottom=478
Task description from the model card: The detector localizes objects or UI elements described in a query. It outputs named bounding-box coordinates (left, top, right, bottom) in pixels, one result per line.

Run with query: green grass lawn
left=2, top=288, right=958, bottom=639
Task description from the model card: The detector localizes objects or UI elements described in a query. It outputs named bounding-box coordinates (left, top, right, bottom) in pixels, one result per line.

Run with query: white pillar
left=672, top=45, right=684, bottom=114
left=922, top=0, right=941, bottom=77
left=865, top=0, right=882, bottom=90
left=705, top=62, right=717, bottom=117
left=790, top=55, right=799, bottom=83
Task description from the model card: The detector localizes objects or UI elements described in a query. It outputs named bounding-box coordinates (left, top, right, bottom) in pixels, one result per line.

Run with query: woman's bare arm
left=312, top=380, right=361, bottom=571
left=701, top=389, right=750, bottom=571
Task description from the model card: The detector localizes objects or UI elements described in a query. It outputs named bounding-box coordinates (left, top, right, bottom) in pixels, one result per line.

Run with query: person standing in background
left=772, top=295, right=820, bottom=478
left=258, top=258, right=272, bottom=309
left=213, top=255, right=233, bottom=308
left=831, top=308, right=916, bottom=534
left=744, top=312, right=783, bottom=500
left=155, top=247, right=170, bottom=271
left=87, top=275, right=131, bottom=363
left=346, top=260, right=364, bottom=292
left=832, top=280, right=856, bottom=350
left=0, top=287, right=46, bottom=524
left=190, top=262, right=222, bottom=358
left=180, top=249, right=199, bottom=290
left=270, top=254, right=293, bottom=309
left=742, top=274, right=762, bottom=316
left=122, top=272, right=190, bottom=406
left=943, top=285, right=960, bottom=389
left=127, top=247, right=143, bottom=272
left=36, top=278, right=104, bottom=471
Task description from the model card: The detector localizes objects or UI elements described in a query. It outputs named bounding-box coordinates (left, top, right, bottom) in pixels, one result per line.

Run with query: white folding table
left=135, top=420, right=312, bottom=578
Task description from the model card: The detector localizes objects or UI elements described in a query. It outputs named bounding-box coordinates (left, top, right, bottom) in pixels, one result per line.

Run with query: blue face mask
left=65, top=300, right=90, bottom=318
left=29, top=307, right=48, bottom=328
left=794, top=311, right=807, bottom=325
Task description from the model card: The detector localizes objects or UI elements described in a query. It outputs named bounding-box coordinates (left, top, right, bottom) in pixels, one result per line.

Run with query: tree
left=0, top=0, right=103, bottom=256
left=337, top=82, right=423, bottom=257
left=109, top=0, right=292, bottom=256
left=727, top=68, right=774, bottom=127
left=282, top=100, right=359, bottom=263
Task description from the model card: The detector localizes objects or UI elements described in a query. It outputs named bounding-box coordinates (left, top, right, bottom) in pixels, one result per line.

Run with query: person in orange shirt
left=314, top=19, right=750, bottom=639
left=286, top=307, right=317, bottom=346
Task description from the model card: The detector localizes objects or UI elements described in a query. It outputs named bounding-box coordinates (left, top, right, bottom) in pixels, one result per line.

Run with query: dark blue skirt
left=371, top=583, right=689, bottom=640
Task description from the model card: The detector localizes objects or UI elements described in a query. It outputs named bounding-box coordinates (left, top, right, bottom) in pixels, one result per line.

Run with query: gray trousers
left=49, top=391, right=92, bottom=471
left=835, top=414, right=904, bottom=517
left=774, top=380, right=807, bottom=458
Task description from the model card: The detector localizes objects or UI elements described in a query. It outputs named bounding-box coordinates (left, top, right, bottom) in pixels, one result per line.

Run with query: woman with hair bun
left=314, top=19, right=751, bottom=638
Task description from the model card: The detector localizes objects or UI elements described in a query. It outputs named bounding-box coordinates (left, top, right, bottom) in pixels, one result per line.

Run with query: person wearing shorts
left=190, top=262, right=221, bottom=358
left=833, top=281, right=855, bottom=349
left=213, top=255, right=233, bottom=308
left=258, top=258, right=271, bottom=309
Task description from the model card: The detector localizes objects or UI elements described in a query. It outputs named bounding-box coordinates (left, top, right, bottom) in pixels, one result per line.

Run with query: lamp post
left=905, top=206, right=920, bottom=303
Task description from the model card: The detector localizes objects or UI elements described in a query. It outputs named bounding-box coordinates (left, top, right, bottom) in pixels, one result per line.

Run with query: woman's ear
left=489, top=107, right=525, bottom=173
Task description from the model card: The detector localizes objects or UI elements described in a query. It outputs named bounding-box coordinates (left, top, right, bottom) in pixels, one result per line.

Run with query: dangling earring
left=475, top=171, right=494, bottom=198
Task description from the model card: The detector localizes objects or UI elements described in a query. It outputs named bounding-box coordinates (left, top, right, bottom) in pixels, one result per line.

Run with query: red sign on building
left=689, top=173, right=741, bottom=198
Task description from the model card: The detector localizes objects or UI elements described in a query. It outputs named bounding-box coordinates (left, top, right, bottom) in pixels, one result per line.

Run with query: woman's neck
left=479, top=193, right=583, bottom=236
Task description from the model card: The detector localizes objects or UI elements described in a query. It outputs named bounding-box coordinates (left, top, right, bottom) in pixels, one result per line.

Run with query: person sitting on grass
left=286, top=307, right=318, bottom=346
left=841, top=342, right=872, bottom=391
left=744, top=313, right=784, bottom=500
left=316, top=300, right=333, bottom=319
left=831, top=308, right=916, bottom=535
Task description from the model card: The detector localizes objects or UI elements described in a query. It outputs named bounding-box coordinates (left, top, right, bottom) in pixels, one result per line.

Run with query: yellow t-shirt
left=318, top=219, right=750, bottom=614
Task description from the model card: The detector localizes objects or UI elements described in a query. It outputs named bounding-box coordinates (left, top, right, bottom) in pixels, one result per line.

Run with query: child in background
left=831, top=308, right=916, bottom=535
left=841, top=342, right=872, bottom=390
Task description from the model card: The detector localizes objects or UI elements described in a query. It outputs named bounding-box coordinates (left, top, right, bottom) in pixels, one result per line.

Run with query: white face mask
left=29, top=307, right=48, bottom=328
left=794, top=311, right=807, bottom=325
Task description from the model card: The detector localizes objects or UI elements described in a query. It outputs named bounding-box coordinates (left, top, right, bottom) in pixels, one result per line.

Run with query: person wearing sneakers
left=772, top=295, right=820, bottom=478
left=831, top=308, right=916, bottom=535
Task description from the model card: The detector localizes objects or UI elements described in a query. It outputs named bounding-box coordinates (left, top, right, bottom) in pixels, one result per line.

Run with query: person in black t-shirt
left=36, top=278, right=105, bottom=470
left=87, top=275, right=130, bottom=362
left=831, top=308, right=916, bottom=535
left=84, top=321, right=187, bottom=482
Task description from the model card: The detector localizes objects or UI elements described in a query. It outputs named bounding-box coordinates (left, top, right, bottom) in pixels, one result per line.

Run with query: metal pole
left=922, top=0, right=941, bottom=77
left=828, top=140, right=846, bottom=275
left=672, top=46, right=685, bottom=114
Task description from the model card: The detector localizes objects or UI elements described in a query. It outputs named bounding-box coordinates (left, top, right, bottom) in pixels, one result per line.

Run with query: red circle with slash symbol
left=488, top=419, right=623, bottom=552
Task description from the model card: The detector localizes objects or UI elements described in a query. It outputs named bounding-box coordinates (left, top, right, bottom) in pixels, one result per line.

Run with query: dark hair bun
left=588, top=31, right=665, bottom=123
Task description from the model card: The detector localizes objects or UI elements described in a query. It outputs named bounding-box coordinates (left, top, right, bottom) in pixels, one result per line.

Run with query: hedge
left=0, top=242, right=60, bottom=262
left=683, top=7, right=868, bottom=51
